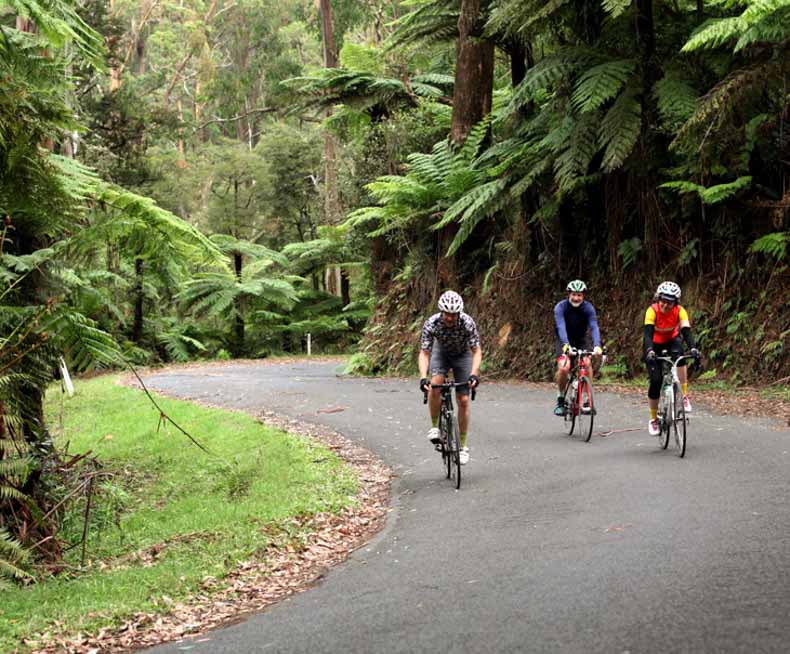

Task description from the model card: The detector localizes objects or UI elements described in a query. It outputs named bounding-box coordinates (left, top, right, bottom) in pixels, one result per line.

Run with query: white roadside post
left=307, top=333, right=312, bottom=356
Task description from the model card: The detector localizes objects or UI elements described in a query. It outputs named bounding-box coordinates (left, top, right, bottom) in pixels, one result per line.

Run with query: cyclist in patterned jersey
left=644, top=281, right=700, bottom=436
left=418, top=290, right=482, bottom=465
left=553, top=280, right=603, bottom=416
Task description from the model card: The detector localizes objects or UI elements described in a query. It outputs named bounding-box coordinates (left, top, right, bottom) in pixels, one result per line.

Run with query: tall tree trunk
left=319, top=0, right=344, bottom=298
left=233, top=252, right=245, bottom=356
left=341, top=269, right=351, bottom=307
left=635, top=0, right=661, bottom=272
left=450, top=0, right=495, bottom=145
left=132, top=257, right=144, bottom=342
left=440, top=0, right=495, bottom=287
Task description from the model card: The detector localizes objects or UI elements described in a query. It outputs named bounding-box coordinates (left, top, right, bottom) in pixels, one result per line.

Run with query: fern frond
left=598, top=87, right=642, bottom=172
left=572, top=60, right=635, bottom=113
left=506, top=50, right=588, bottom=113
left=602, top=0, right=631, bottom=18
left=671, top=63, right=778, bottom=151
left=385, top=0, right=459, bottom=51
left=749, top=231, right=788, bottom=260
left=700, top=176, right=752, bottom=203
left=554, top=113, right=600, bottom=190
left=654, top=76, right=699, bottom=130
left=659, top=176, right=752, bottom=204
left=682, top=17, right=743, bottom=52
left=445, top=179, right=510, bottom=256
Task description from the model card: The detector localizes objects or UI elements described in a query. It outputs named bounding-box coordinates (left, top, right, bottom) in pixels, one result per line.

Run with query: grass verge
left=1, top=375, right=357, bottom=652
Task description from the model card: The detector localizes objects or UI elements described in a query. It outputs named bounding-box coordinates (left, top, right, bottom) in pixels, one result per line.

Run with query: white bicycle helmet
left=656, top=281, right=681, bottom=302
left=438, top=290, right=464, bottom=314
left=566, top=279, right=587, bottom=293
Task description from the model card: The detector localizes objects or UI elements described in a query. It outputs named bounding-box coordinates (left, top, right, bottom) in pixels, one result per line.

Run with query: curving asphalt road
left=143, top=361, right=790, bottom=654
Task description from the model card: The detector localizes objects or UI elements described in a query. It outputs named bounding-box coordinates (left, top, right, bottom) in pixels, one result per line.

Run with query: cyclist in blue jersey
left=553, top=280, right=603, bottom=416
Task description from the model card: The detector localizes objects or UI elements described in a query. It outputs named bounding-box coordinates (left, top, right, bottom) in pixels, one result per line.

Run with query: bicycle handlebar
left=566, top=346, right=607, bottom=357
left=654, top=352, right=698, bottom=367
left=422, top=381, right=477, bottom=403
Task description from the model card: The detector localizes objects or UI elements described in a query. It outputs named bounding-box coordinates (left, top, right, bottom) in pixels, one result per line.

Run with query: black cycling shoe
left=553, top=398, right=566, bottom=417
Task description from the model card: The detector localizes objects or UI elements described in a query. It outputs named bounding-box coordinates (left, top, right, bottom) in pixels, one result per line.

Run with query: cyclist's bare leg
left=457, top=393, right=470, bottom=446
left=556, top=356, right=571, bottom=394
left=677, top=365, right=688, bottom=386
left=582, top=355, right=593, bottom=382
left=428, top=373, right=444, bottom=422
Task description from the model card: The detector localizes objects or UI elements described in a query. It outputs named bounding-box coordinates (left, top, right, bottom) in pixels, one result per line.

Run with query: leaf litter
left=25, top=393, right=392, bottom=654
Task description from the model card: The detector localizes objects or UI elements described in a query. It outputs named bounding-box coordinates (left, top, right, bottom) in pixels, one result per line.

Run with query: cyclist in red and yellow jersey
left=643, top=281, right=701, bottom=436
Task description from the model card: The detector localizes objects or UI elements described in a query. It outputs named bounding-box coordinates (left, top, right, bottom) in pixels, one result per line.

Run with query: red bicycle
left=562, top=348, right=605, bottom=442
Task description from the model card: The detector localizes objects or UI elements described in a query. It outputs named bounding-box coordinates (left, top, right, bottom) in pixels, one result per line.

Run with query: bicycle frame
left=562, top=348, right=605, bottom=442
left=654, top=352, right=693, bottom=456
left=422, top=380, right=475, bottom=489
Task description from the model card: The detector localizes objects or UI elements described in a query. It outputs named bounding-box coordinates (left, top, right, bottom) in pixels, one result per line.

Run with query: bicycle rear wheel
left=563, top=382, right=576, bottom=435
left=672, top=383, right=687, bottom=458
left=576, top=377, right=594, bottom=442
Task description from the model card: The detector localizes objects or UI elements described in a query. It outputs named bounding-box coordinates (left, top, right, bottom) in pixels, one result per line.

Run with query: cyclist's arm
left=418, top=348, right=431, bottom=379
left=470, top=346, right=482, bottom=377
left=643, top=306, right=656, bottom=354
left=554, top=302, right=570, bottom=345
left=586, top=303, right=602, bottom=347
left=680, top=327, right=696, bottom=350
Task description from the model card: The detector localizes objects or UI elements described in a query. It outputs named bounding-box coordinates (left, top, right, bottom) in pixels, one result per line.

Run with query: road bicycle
left=562, top=347, right=606, bottom=442
left=653, top=351, right=696, bottom=457
left=423, top=380, right=476, bottom=489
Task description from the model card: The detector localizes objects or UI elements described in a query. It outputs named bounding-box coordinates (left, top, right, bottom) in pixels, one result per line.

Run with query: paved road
left=144, top=361, right=790, bottom=654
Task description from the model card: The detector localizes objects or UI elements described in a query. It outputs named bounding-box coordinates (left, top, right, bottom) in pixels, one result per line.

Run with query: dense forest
left=1, top=0, right=788, bottom=583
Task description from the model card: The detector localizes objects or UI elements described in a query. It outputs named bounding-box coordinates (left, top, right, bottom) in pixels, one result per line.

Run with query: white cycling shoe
left=459, top=447, right=470, bottom=465
left=683, top=396, right=693, bottom=412
left=427, top=427, right=441, bottom=444
left=648, top=419, right=660, bottom=436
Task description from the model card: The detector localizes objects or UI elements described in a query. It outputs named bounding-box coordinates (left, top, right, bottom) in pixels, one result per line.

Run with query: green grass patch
left=1, top=375, right=357, bottom=651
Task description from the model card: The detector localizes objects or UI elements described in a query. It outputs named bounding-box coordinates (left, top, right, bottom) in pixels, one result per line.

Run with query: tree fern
left=385, top=0, right=459, bottom=51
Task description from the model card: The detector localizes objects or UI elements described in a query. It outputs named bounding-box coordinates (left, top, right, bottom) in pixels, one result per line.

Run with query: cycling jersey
left=644, top=303, right=690, bottom=344
left=553, top=300, right=601, bottom=349
left=420, top=313, right=481, bottom=356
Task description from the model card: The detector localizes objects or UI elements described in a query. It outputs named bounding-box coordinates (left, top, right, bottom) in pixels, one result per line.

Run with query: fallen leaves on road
left=28, top=408, right=392, bottom=654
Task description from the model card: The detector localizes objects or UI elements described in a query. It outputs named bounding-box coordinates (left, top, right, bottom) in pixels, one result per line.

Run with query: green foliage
left=618, top=237, right=643, bottom=269
left=749, top=232, right=788, bottom=261
left=660, top=176, right=752, bottom=205
left=683, top=1, right=790, bottom=53
left=598, top=87, right=642, bottom=172
left=654, top=75, right=699, bottom=131
left=0, top=528, right=33, bottom=588
left=572, top=60, right=635, bottom=113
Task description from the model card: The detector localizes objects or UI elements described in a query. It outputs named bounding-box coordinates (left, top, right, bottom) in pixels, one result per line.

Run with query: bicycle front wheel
left=658, top=392, right=670, bottom=450
left=441, top=413, right=452, bottom=479
left=672, top=383, right=687, bottom=458
left=576, top=377, right=594, bottom=442
left=448, top=417, right=461, bottom=489
left=564, top=383, right=576, bottom=435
